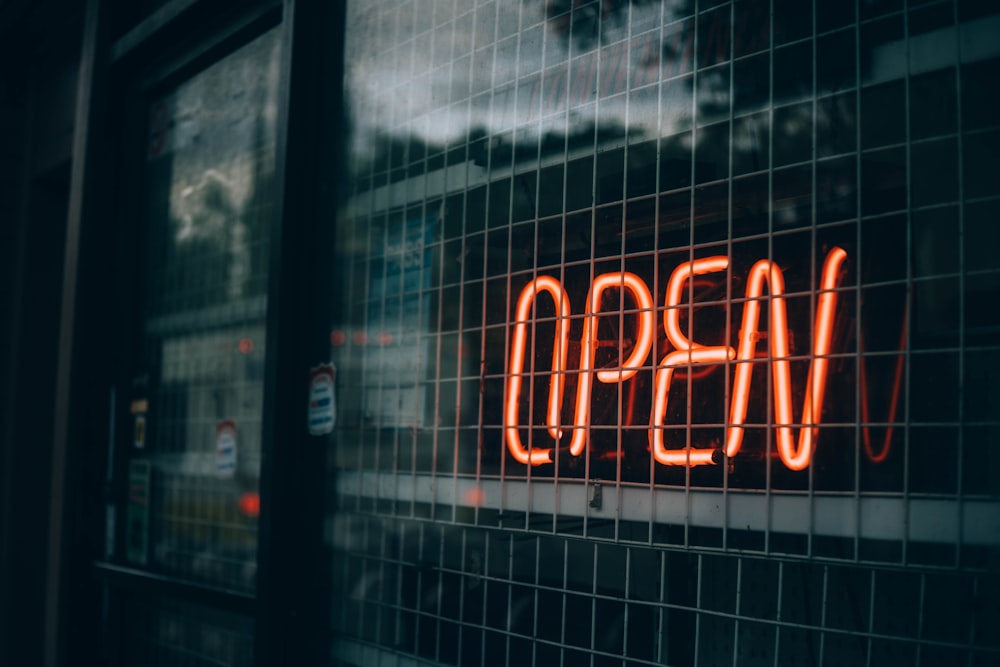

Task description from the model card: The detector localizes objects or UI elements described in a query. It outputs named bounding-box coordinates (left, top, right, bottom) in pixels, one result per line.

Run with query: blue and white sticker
left=215, top=419, right=237, bottom=478
left=308, top=364, right=336, bottom=436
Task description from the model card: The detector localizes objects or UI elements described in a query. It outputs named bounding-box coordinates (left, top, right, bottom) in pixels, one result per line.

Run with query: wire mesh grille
left=331, top=0, right=1000, bottom=664
left=330, top=515, right=999, bottom=666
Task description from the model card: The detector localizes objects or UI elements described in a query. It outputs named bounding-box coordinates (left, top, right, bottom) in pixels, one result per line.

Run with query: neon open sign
left=503, top=247, right=850, bottom=471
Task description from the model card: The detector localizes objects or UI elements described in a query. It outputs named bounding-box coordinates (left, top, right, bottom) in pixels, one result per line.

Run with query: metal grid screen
left=330, top=1, right=1000, bottom=664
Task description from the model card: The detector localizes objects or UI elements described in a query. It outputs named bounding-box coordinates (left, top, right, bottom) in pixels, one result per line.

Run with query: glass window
left=127, top=28, right=281, bottom=593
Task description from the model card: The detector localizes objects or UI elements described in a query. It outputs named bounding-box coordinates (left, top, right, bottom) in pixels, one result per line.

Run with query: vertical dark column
left=1, top=16, right=85, bottom=667
left=254, top=0, right=344, bottom=664
left=0, top=62, right=28, bottom=666
left=44, top=1, right=110, bottom=666
left=0, top=76, right=61, bottom=667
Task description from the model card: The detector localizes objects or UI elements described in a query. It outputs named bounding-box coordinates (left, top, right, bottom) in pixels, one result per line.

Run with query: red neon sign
left=859, top=313, right=907, bottom=464
left=504, top=247, right=852, bottom=470
left=504, top=273, right=654, bottom=465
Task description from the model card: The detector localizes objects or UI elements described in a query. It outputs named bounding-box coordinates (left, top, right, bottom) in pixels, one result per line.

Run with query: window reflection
left=331, top=2, right=1000, bottom=664
left=130, top=29, right=280, bottom=592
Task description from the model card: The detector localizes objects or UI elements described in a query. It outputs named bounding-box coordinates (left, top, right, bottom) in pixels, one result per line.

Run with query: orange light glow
left=502, top=248, right=851, bottom=470
left=860, top=313, right=907, bottom=463
left=674, top=364, right=720, bottom=381
left=651, top=257, right=735, bottom=465
left=650, top=347, right=735, bottom=466
left=724, top=247, right=848, bottom=470
left=569, top=272, right=655, bottom=457
left=592, top=273, right=655, bottom=384
left=504, top=276, right=572, bottom=465
left=625, top=369, right=639, bottom=426
left=463, top=486, right=487, bottom=506
left=664, top=256, right=730, bottom=352
left=238, top=492, right=260, bottom=518
left=505, top=273, right=654, bottom=464
left=794, top=247, right=848, bottom=468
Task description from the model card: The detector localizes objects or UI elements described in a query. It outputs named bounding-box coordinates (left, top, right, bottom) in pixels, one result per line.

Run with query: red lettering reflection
left=860, top=312, right=907, bottom=463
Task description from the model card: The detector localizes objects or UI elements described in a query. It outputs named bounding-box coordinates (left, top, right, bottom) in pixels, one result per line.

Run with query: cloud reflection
left=344, top=1, right=692, bottom=169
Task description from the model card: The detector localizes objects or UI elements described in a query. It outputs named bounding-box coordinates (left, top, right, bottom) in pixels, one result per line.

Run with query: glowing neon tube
left=793, top=246, right=849, bottom=469
left=652, top=257, right=735, bottom=465
left=568, top=272, right=655, bottom=457
left=504, top=276, right=572, bottom=465
left=650, top=347, right=735, bottom=466
left=724, top=247, right=848, bottom=470
left=725, top=260, right=782, bottom=459
left=663, top=256, right=730, bottom=351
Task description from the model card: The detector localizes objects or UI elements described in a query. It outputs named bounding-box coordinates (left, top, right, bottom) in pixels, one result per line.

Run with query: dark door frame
left=54, top=0, right=342, bottom=664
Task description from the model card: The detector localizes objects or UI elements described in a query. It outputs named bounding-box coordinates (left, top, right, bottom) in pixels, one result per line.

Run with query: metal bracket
left=589, top=480, right=603, bottom=509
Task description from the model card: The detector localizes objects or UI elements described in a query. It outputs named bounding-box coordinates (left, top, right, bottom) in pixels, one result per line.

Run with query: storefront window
left=130, top=27, right=281, bottom=593
left=330, top=1, right=1000, bottom=664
